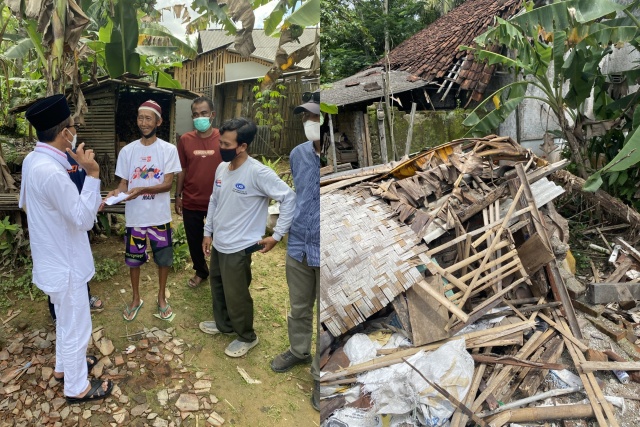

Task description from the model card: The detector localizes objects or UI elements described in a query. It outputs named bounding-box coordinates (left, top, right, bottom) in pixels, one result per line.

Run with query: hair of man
left=37, top=117, right=71, bottom=143
left=219, top=117, right=257, bottom=145
left=191, top=96, right=215, bottom=112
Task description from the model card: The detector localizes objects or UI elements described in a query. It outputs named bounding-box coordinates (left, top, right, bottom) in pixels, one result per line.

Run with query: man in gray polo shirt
left=201, top=117, right=296, bottom=357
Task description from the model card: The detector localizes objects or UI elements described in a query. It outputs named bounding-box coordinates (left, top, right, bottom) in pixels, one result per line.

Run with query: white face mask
left=304, top=120, right=320, bottom=142
left=65, top=128, right=77, bottom=150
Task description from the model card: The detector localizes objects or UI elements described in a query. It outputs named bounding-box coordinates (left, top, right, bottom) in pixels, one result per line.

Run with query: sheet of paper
left=104, top=193, right=128, bottom=205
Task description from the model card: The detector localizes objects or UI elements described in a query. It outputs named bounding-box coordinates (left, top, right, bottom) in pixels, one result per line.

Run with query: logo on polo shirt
left=233, top=182, right=247, bottom=195
left=215, top=179, right=222, bottom=187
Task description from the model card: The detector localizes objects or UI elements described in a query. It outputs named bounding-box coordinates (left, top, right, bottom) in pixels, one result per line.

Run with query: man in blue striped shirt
left=270, top=91, right=321, bottom=411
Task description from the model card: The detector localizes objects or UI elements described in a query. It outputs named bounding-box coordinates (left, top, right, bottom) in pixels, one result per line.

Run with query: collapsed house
left=319, top=137, right=640, bottom=426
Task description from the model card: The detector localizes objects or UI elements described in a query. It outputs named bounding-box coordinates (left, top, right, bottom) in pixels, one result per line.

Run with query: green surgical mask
left=193, top=117, right=212, bottom=132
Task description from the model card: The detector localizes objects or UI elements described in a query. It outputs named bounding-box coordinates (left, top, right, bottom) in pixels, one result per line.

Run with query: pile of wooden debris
left=319, top=135, right=640, bottom=426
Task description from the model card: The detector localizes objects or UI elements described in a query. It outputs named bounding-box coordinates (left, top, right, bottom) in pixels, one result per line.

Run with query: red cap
left=138, top=100, right=162, bottom=118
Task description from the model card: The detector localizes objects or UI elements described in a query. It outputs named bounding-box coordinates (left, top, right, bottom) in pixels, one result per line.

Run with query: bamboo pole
left=403, top=102, right=417, bottom=158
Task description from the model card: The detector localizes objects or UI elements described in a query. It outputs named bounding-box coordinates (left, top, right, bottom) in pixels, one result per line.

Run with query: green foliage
left=461, top=0, right=640, bottom=181
left=0, top=216, right=29, bottom=270
left=0, top=216, right=37, bottom=308
left=260, top=156, right=281, bottom=173
left=93, top=257, right=120, bottom=282
left=172, top=222, right=189, bottom=272
left=584, top=129, right=640, bottom=208
left=253, top=81, right=286, bottom=144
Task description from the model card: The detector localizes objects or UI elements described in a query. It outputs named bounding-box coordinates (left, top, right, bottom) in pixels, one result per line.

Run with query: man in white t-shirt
left=107, top=100, right=182, bottom=322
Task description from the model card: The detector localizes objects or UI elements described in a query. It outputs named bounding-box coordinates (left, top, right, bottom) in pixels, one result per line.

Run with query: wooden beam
left=579, top=361, right=640, bottom=372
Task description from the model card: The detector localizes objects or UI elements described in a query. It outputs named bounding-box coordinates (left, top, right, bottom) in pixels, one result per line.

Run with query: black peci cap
left=25, top=94, right=71, bottom=131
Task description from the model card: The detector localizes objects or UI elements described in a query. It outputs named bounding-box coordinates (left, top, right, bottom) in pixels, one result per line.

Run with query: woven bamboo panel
left=320, top=190, right=430, bottom=337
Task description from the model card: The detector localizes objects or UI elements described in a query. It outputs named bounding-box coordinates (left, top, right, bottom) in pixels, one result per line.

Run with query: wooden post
left=382, top=75, right=396, bottom=161
left=404, top=102, right=417, bottom=158
left=353, top=112, right=365, bottom=167
left=328, top=114, right=338, bottom=173
left=363, top=111, right=373, bottom=166
left=377, top=106, right=388, bottom=164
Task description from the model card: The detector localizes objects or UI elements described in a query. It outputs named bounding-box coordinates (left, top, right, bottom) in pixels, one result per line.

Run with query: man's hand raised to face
left=67, top=143, right=100, bottom=178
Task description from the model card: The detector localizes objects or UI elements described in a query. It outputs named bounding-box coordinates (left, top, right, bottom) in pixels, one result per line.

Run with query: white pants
left=48, top=283, right=91, bottom=396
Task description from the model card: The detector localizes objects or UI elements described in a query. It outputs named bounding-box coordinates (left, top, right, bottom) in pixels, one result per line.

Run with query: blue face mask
left=193, top=117, right=212, bottom=132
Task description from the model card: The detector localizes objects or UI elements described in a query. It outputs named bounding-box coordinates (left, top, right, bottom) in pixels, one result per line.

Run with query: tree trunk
left=558, top=113, right=588, bottom=179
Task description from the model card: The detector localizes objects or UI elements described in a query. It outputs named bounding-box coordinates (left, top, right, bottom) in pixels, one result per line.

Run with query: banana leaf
left=4, top=38, right=35, bottom=59
left=286, top=0, right=320, bottom=28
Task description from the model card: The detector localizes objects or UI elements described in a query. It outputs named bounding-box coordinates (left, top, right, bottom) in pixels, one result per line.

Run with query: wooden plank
left=406, top=278, right=449, bottom=346
left=517, top=233, right=555, bottom=275
left=580, top=361, right=640, bottom=372
left=555, top=312, right=619, bottom=427
left=520, top=336, right=565, bottom=397
left=537, top=312, right=588, bottom=352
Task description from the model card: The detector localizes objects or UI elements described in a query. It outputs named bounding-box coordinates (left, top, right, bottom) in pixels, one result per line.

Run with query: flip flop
left=53, top=356, right=99, bottom=383
left=89, top=295, right=104, bottom=311
left=154, top=301, right=176, bottom=322
left=65, top=378, right=114, bottom=404
left=187, top=277, right=204, bottom=288
left=123, top=300, right=144, bottom=322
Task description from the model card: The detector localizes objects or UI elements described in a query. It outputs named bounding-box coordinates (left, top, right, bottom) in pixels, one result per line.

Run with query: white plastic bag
left=344, top=333, right=380, bottom=365
left=323, top=408, right=383, bottom=427
left=359, top=338, right=474, bottom=427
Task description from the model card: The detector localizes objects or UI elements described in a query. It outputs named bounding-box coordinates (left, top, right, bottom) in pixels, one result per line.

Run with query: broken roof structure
left=318, top=137, right=640, bottom=425
left=322, top=0, right=523, bottom=110
left=375, top=0, right=522, bottom=102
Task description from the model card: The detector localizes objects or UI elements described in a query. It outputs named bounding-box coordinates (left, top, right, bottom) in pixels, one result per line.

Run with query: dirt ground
left=0, top=223, right=319, bottom=426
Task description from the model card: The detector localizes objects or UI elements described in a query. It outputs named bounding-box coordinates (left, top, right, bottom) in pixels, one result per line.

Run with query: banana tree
left=190, top=0, right=320, bottom=90
left=6, top=0, right=89, bottom=95
left=461, top=0, right=639, bottom=180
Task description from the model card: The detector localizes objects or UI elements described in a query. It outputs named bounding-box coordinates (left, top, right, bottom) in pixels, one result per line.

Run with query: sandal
left=65, top=378, right=114, bottom=404
left=187, top=276, right=204, bottom=288
left=53, top=356, right=99, bottom=383
left=154, top=301, right=175, bottom=322
left=89, top=295, right=104, bottom=311
left=123, top=299, right=144, bottom=322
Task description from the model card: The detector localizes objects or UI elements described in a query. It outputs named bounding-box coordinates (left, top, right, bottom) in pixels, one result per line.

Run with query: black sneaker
left=311, top=380, right=320, bottom=411
left=270, top=349, right=311, bottom=373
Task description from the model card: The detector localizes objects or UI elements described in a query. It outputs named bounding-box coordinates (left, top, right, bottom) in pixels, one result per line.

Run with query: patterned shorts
left=124, top=223, right=173, bottom=267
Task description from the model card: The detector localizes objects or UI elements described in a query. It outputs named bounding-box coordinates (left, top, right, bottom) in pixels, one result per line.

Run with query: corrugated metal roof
left=321, top=67, right=431, bottom=107
left=199, top=28, right=318, bottom=69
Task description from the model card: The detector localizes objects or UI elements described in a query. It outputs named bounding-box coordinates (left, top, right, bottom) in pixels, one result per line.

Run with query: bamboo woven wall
left=320, top=189, right=431, bottom=337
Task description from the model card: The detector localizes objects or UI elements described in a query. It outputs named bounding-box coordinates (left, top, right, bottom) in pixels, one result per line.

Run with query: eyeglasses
left=302, top=91, right=320, bottom=104
left=66, top=124, right=80, bottom=130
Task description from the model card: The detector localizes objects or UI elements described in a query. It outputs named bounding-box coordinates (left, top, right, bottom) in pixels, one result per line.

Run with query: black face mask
left=220, top=147, right=238, bottom=162
left=142, top=127, right=157, bottom=139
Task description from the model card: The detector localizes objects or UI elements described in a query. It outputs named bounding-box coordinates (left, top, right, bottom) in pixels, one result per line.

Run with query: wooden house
left=11, top=76, right=199, bottom=185
left=173, top=28, right=319, bottom=156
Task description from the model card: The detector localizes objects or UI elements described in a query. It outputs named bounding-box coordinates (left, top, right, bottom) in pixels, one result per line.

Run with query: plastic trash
left=550, top=369, right=583, bottom=388
left=344, top=333, right=380, bottom=365
left=359, top=338, right=474, bottom=427
left=323, top=408, right=383, bottom=427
